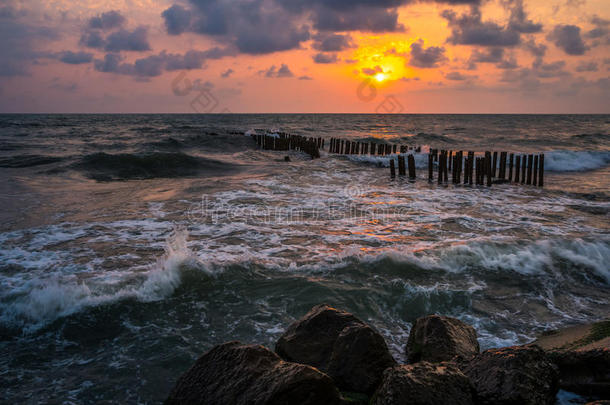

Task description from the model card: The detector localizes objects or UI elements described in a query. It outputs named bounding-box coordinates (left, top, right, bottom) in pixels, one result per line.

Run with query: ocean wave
left=72, top=152, right=237, bottom=181
left=0, top=228, right=207, bottom=334
left=544, top=150, right=610, bottom=172
left=0, top=155, right=63, bottom=168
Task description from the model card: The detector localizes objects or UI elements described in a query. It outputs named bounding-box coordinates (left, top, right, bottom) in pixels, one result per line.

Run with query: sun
left=375, top=72, right=386, bottom=82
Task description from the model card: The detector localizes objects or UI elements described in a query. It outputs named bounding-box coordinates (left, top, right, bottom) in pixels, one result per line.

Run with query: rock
left=462, top=345, right=559, bottom=405
left=406, top=315, right=479, bottom=363
left=547, top=348, right=610, bottom=397
left=585, top=401, right=610, bottom=405
left=327, top=323, right=397, bottom=394
left=165, top=341, right=341, bottom=405
left=371, top=362, right=475, bottom=405
left=275, top=304, right=395, bottom=393
left=533, top=320, right=610, bottom=396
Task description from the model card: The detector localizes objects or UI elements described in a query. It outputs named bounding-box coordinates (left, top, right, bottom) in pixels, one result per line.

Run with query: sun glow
left=351, top=39, right=412, bottom=84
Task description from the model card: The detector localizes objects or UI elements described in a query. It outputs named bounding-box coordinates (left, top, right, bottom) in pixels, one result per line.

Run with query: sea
left=0, top=114, right=609, bottom=403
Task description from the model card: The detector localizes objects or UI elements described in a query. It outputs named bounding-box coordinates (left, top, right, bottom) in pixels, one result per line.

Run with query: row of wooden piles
left=252, top=133, right=322, bottom=159
left=328, top=138, right=421, bottom=155
left=423, top=149, right=544, bottom=187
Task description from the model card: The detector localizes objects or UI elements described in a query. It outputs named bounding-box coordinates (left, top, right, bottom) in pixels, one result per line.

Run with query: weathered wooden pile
left=424, top=149, right=545, bottom=187
left=251, top=132, right=322, bottom=159
left=328, top=138, right=421, bottom=155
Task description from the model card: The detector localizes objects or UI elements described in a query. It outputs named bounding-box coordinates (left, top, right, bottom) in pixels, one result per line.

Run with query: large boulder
left=406, top=315, right=479, bottom=363
left=461, top=345, right=559, bottom=405
left=165, top=341, right=342, bottom=405
left=547, top=348, right=610, bottom=396
left=371, top=362, right=475, bottom=405
left=533, top=320, right=610, bottom=396
left=327, top=323, right=398, bottom=394
left=275, top=304, right=396, bottom=393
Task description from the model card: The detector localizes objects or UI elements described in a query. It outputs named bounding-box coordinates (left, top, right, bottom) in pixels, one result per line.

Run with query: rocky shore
left=165, top=304, right=610, bottom=405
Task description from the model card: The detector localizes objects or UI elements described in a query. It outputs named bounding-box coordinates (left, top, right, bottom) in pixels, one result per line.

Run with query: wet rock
left=371, top=362, right=475, bottom=405
left=275, top=304, right=395, bottom=393
left=462, top=345, right=559, bottom=405
left=327, top=323, right=397, bottom=394
left=533, top=320, right=610, bottom=396
left=548, top=348, right=610, bottom=397
left=165, top=341, right=341, bottom=405
left=406, top=315, right=479, bottom=363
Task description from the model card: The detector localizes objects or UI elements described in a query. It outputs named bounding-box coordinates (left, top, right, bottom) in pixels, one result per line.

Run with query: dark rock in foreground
left=276, top=304, right=395, bottom=394
left=533, top=320, right=610, bottom=396
left=371, top=362, right=475, bottom=405
left=548, top=348, right=610, bottom=397
left=461, top=345, right=559, bottom=405
left=327, top=322, right=397, bottom=394
left=406, top=315, right=479, bottom=363
left=165, top=341, right=341, bottom=405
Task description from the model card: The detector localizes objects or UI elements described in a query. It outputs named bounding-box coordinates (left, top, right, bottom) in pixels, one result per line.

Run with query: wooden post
left=475, top=157, right=480, bottom=185
left=390, top=158, right=396, bottom=178
left=468, top=152, right=474, bottom=185
left=398, top=155, right=406, bottom=176
left=393, top=144, right=397, bottom=154
left=485, top=151, right=492, bottom=186
left=526, top=154, right=533, bottom=185
left=443, top=150, right=449, bottom=183
left=438, top=151, right=444, bottom=184
left=521, top=155, right=527, bottom=184
left=538, top=154, right=544, bottom=187
left=428, top=153, right=433, bottom=182
left=533, top=155, right=538, bottom=186
left=408, top=154, right=416, bottom=180
left=508, top=153, right=514, bottom=182
left=371, top=142, right=376, bottom=155
left=514, top=155, right=520, bottom=183
left=492, top=151, right=498, bottom=178
left=499, top=152, right=507, bottom=179
left=448, top=150, right=453, bottom=172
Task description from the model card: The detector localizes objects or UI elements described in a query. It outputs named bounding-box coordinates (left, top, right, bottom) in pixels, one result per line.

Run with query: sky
left=0, top=0, right=609, bottom=113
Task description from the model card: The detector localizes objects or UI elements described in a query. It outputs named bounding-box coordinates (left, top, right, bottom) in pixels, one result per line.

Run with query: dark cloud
left=88, top=10, right=126, bottom=30
left=409, top=39, right=446, bottom=68
left=575, top=61, right=598, bottom=72
left=548, top=25, right=588, bottom=55
left=469, top=47, right=518, bottom=69
left=162, top=4, right=191, bottom=35
left=312, top=33, right=354, bottom=52
left=0, top=5, right=59, bottom=76
left=470, top=47, right=504, bottom=63
left=105, top=27, right=151, bottom=52
left=362, top=65, right=383, bottom=75
left=260, top=64, right=294, bottom=78
left=310, top=5, right=404, bottom=32
left=445, top=71, right=476, bottom=80
left=506, top=0, right=542, bottom=33
left=93, top=48, right=228, bottom=77
left=313, top=53, right=338, bottom=64
left=162, top=1, right=310, bottom=54
left=79, top=30, right=105, bottom=48
left=442, top=8, right=520, bottom=47
left=221, top=68, right=234, bottom=78
left=536, top=61, right=569, bottom=78
left=523, top=39, right=547, bottom=57
left=58, top=51, right=94, bottom=65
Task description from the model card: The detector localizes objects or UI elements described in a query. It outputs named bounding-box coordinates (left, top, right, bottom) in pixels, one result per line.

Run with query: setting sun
left=375, top=73, right=386, bottom=82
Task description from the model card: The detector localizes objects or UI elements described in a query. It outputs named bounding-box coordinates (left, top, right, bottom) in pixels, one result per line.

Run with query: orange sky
left=0, top=0, right=608, bottom=112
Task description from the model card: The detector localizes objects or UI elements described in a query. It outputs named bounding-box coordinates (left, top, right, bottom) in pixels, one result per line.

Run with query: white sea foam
left=544, top=150, right=610, bottom=171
